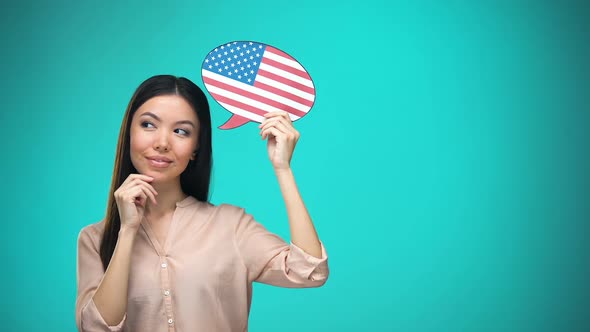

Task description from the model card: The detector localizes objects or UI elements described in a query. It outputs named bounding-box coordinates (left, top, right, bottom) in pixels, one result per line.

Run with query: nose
left=154, top=132, right=170, bottom=152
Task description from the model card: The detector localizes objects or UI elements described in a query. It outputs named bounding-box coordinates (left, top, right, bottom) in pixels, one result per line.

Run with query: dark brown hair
left=99, top=75, right=213, bottom=270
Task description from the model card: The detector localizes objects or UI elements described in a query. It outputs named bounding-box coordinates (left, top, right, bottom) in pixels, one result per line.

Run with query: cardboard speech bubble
left=201, top=41, right=316, bottom=129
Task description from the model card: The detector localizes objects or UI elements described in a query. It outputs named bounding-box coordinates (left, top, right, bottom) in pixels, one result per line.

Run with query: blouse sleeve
left=75, top=225, right=127, bottom=332
left=230, top=205, right=330, bottom=288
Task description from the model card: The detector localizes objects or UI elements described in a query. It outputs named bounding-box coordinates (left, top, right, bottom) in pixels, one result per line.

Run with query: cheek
left=130, top=130, right=149, bottom=150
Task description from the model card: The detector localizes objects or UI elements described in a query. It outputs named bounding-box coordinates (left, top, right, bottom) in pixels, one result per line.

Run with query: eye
left=141, top=121, right=155, bottom=128
left=176, top=128, right=191, bottom=136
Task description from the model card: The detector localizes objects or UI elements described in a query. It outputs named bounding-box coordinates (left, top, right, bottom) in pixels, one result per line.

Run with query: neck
left=144, top=179, right=187, bottom=220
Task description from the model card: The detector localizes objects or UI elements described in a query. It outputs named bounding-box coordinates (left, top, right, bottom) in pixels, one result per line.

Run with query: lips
left=147, top=156, right=172, bottom=163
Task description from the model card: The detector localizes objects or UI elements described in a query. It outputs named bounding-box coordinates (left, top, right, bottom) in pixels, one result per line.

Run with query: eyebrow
left=139, top=112, right=196, bottom=129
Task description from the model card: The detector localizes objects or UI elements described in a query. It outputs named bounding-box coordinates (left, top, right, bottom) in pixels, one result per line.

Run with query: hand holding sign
left=259, top=111, right=300, bottom=170
left=201, top=41, right=316, bottom=129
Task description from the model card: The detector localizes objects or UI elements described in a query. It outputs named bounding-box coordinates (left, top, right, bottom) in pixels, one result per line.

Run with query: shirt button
left=164, top=290, right=170, bottom=296
left=168, top=318, right=174, bottom=324
left=161, top=263, right=167, bottom=268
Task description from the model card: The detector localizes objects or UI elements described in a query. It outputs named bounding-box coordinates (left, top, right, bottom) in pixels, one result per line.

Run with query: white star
left=249, top=56, right=253, bottom=60
left=224, top=65, right=228, bottom=69
left=227, top=57, right=231, bottom=61
left=214, top=48, right=218, bottom=52
left=231, top=63, right=235, bottom=67
left=232, top=42, right=237, bottom=44
left=258, top=45, right=262, bottom=48
left=228, top=72, right=232, bottom=76
left=218, top=68, right=222, bottom=72
left=205, top=59, right=209, bottom=63
left=249, top=42, right=253, bottom=45
left=237, top=61, right=241, bottom=65
left=224, top=51, right=228, bottom=55
left=253, top=61, right=257, bottom=65
left=238, top=75, right=242, bottom=79
left=246, top=50, right=250, bottom=54
left=244, top=58, right=248, bottom=62
left=256, top=53, right=260, bottom=57
left=208, top=65, right=212, bottom=69
left=220, top=46, right=223, bottom=50
left=240, top=52, right=244, bottom=56
left=221, top=60, right=225, bottom=64
left=248, top=78, right=252, bottom=82
left=215, top=62, right=218, bottom=66
left=217, top=54, right=222, bottom=58
left=247, top=64, right=251, bottom=68
left=241, top=66, right=244, bottom=71
left=234, top=55, right=238, bottom=59
left=250, top=70, right=254, bottom=74
left=252, top=48, right=256, bottom=52
left=234, top=69, right=238, bottom=73
left=210, top=56, right=215, bottom=61
left=226, top=43, right=231, bottom=47
left=244, top=72, right=248, bottom=76
left=236, top=46, right=241, bottom=50
left=230, top=49, right=234, bottom=53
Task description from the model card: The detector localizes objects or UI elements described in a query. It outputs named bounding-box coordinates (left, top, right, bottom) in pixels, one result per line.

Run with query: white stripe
left=259, top=63, right=314, bottom=88
left=217, top=102, right=265, bottom=123
left=218, top=101, right=300, bottom=122
left=206, top=84, right=307, bottom=117
left=202, top=70, right=312, bottom=111
left=255, top=75, right=315, bottom=101
left=264, top=50, right=305, bottom=72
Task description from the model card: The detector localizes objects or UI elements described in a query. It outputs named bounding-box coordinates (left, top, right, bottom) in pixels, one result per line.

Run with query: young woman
left=75, top=75, right=329, bottom=331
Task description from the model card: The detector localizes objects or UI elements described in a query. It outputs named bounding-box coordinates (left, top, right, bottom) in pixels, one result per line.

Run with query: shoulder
left=77, top=219, right=106, bottom=249
left=196, top=201, right=250, bottom=225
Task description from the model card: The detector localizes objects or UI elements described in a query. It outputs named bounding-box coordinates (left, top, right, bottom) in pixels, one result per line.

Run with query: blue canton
left=203, top=41, right=266, bottom=86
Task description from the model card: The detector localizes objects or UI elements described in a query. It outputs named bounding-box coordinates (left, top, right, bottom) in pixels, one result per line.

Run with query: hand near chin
left=114, top=174, right=158, bottom=230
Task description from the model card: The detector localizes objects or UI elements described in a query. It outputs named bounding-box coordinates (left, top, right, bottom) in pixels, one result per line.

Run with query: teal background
left=1, top=0, right=588, bottom=331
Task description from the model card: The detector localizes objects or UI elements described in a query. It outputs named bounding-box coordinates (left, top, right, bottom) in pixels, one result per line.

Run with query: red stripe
left=203, top=76, right=308, bottom=117
left=253, top=80, right=314, bottom=107
left=256, top=69, right=315, bottom=95
left=261, top=56, right=310, bottom=80
left=266, top=46, right=295, bottom=60
left=203, top=73, right=313, bottom=107
left=209, top=91, right=303, bottom=119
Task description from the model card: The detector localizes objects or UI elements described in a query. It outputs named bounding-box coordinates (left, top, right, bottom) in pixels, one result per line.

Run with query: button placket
left=160, top=255, right=175, bottom=331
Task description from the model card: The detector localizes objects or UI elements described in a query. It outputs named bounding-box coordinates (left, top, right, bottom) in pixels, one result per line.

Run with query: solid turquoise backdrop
left=1, top=0, right=588, bottom=331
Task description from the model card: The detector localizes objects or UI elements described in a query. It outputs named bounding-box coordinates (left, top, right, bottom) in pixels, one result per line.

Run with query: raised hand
left=113, top=174, right=158, bottom=230
left=259, top=111, right=300, bottom=171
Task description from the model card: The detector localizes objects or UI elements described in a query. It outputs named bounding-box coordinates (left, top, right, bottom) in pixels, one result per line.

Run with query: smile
left=147, top=158, right=172, bottom=168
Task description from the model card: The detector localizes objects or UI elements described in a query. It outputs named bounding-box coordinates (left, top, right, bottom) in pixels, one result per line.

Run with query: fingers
left=117, top=174, right=158, bottom=206
left=260, top=120, right=290, bottom=139
left=259, top=111, right=299, bottom=140
left=130, top=177, right=158, bottom=202
left=136, top=182, right=158, bottom=206
left=260, top=127, right=282, bottom=141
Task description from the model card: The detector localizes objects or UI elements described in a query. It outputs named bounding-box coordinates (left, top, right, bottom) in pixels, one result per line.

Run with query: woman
left=75, top=75, right=329, bottom=332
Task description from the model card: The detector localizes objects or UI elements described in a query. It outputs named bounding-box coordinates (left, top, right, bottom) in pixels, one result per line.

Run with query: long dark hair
left=99, top=75, right=213, bottom=270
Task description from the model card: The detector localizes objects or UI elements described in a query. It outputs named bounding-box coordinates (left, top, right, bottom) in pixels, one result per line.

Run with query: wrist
left=274, top=166, right=293, bottom=176
left=119, top=225, right=139, bottom=238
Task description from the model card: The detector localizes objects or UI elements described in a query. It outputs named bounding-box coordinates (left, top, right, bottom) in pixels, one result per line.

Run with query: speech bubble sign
left=201, top=41, right=316, bottom=129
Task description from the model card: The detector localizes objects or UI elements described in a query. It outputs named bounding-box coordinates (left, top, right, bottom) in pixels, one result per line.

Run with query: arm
left=76, top=224, right=136, bottom=331
left=92, top=226, right=137, bottom=324
left=275, top=168, right=322, bottom=258
left=231, top=205, right=329, bottom=287
left=260, top=111, right=323, bottom=258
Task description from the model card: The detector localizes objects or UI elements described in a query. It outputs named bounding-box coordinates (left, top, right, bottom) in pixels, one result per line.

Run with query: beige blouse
left=75, top=196, right=329, bottom=332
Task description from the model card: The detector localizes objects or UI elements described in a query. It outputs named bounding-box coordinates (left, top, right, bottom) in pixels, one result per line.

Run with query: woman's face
left=129, top=95, right=200, bottom=183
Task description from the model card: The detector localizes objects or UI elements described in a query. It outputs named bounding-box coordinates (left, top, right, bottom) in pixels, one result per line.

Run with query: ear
left=192, top=140, right=201, bottom=159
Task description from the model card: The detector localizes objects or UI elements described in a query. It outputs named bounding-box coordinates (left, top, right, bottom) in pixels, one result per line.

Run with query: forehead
left=134, top=95, right=197, bottom=121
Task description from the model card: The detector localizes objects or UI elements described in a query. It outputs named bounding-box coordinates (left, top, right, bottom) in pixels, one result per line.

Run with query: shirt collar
left=176, top=195, right=198, bottom=208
